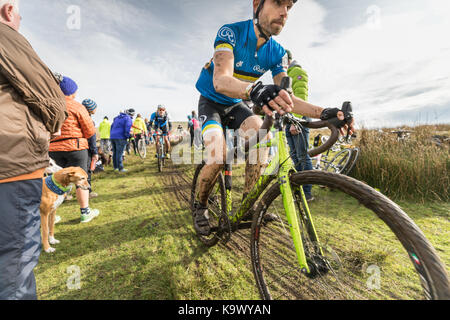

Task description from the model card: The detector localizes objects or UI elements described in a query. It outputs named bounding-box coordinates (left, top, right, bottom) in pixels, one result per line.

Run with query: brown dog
left=40, top=167, right=90, bottom=253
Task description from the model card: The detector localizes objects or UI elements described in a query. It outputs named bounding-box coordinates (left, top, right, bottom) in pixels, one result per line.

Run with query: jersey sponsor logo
left=236, top=61, right=243, bottom=68
left=218, top=26, right=236, bottom=47
left=253, top=65, right=267, bottom=74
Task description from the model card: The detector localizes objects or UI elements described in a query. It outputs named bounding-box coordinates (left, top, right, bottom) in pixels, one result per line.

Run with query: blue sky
left=20, top=0, right=450, bottom=128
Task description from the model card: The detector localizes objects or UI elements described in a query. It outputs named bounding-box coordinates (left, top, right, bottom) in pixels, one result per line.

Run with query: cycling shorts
left=198, top=95, right=254, bottom=137
left=153, top=126, right=169, bottom=137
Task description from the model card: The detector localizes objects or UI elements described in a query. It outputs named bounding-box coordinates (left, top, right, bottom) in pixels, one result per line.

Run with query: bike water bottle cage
left=250, top=81, right=283, bottom=109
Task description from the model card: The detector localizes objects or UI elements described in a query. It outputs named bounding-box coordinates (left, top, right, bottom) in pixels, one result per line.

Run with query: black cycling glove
left=320, top=102, right=353, bottom=129
left=249, top=81, right=283, bottom=109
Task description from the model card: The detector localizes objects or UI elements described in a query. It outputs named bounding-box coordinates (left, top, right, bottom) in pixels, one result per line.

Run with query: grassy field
left=35, top=144, right=450, bottom=300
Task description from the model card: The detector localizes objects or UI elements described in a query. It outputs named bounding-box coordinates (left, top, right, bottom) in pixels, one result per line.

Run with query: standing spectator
left=187, top=115, right=194, bottom=147
left=144, top=117, right=150, bottom=145
left=110, top=109, right=134, bottom=172
left=0, top=1, right=67, bottom=300
left=49, top=76, right=101, bottom=222
left=82, top=99, right=99, bottom=199
left=145, top=117, right=154, bottom=144
left=285, top=49, right=314, bottom=201
left=99, top=116, right=112, bottom=156
left=131, top=113, right=147, bottom=155
left=192, top=115, right=202, bottom=149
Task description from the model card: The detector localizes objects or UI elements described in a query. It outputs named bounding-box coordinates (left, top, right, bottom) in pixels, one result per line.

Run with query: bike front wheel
left=157, top=142, right=164, bottom=172
left=250, top=171, right=449, bottom=300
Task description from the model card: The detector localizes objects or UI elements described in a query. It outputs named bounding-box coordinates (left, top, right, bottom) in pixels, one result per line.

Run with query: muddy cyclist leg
left=238, top=115, right=270, bottom=197
left=164, top=135, right=171, bottom=154
left=196, top=130, right=226, bottom=205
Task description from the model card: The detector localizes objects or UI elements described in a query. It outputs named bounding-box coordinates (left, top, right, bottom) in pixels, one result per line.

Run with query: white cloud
left=278, top=0, right=450, bottom=127
left=18, top=0, right=450, bottom=127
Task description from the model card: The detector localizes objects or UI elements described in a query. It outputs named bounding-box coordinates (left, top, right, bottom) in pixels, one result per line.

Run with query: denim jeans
left=285, top=124, right=313, bottom=196
left=100, top=139, right=111, bottom=154
left=111, top=139, right=128, bottom=170
left=0, top=179, right=42, bottom=300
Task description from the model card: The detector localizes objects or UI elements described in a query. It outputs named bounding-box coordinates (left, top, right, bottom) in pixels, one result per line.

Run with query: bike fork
left=293, top=187, right=324, bottom=257
left=279, top=171, right=311, bottom=274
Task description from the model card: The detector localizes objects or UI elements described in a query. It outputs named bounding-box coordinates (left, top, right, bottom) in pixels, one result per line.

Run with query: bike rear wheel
left=251, top=171, right=449, bottom=300
left=138, top=139, right=147, bottom=159
left=342, top=147, right=360, bottom=176
left=324, top=148, right=353, bottom=174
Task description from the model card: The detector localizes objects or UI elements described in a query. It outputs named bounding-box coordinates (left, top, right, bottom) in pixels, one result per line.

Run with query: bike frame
left=226, top=128, right=323, bottom=273
left=154, top=132, right=166, bottom=159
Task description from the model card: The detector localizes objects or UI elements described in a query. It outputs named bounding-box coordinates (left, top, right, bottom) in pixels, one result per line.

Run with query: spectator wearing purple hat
left=49, top=76, right=100, bottom=223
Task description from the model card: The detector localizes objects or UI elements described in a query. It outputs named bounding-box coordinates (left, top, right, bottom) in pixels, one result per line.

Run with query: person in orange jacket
left=49, top=76, right=100, bottom=223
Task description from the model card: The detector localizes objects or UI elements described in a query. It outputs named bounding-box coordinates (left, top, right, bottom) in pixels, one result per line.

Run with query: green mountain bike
left=191, top=103, right=449, bottom=300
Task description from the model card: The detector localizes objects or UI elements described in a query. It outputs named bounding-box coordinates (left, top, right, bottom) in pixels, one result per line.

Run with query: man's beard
left=260, top=17, right=285, bottom=36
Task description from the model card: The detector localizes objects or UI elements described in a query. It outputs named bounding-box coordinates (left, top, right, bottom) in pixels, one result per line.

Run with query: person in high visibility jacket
left=132, top=114, right=148, bottom=155
left=99, top=116, right=112, bottom=155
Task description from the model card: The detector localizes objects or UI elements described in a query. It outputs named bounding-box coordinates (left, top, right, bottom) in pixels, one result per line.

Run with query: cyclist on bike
left=193, top=0, right=355, bottom=236
left=149, top=105, right=173, bottom=159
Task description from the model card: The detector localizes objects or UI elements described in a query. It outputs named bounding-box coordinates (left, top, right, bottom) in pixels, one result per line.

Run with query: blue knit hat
left=82, top=99, right=98, bottom=113
left=59, top=76, right=78, bottom=96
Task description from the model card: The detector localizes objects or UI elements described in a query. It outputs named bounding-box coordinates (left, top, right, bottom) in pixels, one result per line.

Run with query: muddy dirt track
left=153, top=161, right=428, bottom=300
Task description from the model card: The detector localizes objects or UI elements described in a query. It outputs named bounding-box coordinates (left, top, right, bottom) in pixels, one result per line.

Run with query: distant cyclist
left=192, top=0, right=355, bottom=236
left=149, top=105, right=172, bottom=159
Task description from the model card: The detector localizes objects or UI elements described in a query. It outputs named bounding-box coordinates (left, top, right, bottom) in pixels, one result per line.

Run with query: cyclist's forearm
left=213, top=74, right=249, bottom=100
left=292, top=95, right=324, bottom=119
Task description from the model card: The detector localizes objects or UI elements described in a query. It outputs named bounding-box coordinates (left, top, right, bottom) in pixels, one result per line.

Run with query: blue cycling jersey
left=150, top=112, right=172, bottom=130
left=196, top=19, right=288, bottom=106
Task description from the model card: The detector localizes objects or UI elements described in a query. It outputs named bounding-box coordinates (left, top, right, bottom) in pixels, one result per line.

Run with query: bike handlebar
left=302, top=120, right=340, bottom=157
left=257, top=75, right=341, bottom=157
left=258, top=113, right=339, bottom=157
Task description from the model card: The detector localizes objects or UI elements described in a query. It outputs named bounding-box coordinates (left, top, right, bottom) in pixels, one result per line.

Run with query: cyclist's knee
left=238, top=115, right=269, bottom=141
left=203, top=131, right=226, bottom=165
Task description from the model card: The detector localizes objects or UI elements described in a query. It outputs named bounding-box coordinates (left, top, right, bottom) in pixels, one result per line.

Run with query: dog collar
left=45, top=175, right=70, bottom=196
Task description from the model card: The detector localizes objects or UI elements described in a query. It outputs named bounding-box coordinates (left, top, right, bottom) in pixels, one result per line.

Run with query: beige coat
left=0, top=23, right=67, bottom=180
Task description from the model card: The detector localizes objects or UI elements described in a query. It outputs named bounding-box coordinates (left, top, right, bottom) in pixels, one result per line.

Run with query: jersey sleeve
left=214, top=24, right=238, bottom=53
left=270, top=43, right=288, bottom=77
left=149, top=113, right=155, bottom=126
